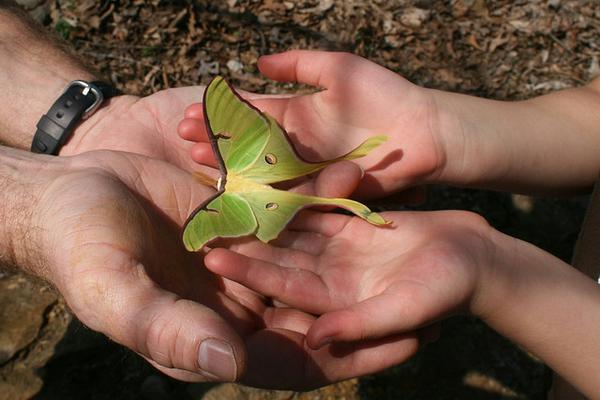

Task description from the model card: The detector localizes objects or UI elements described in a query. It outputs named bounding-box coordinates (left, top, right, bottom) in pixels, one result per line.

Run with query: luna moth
left=183, top=76, right=389, bottom=252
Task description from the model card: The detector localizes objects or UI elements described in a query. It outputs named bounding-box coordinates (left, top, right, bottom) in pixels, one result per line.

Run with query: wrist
left=428, top=89, right=514, bottom=188
left=58, top=94, right=139, bottom=156
left=467, top=227, right=518, bottom=320
left=0, top=9, right=95, bottom=149
left=0, top=147, right=66, bottom=277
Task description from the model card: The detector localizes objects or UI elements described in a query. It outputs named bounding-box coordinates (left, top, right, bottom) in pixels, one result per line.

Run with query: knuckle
left=144, top=306, right=178, bottom=368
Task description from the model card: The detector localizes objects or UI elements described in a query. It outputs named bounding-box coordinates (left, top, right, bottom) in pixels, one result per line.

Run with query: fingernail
left=198, top=338, right=237, bottom=381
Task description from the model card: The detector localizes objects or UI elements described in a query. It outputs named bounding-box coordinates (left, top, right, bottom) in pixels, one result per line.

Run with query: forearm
left=477, top=231, right=600, bottom=398
left=0, top=146, right=62, bottom=276
left=0, top=3, right=95, bottom=149
left=0, top=146, right=46, bottom=274
left=433, top=79, right=600, bottom=195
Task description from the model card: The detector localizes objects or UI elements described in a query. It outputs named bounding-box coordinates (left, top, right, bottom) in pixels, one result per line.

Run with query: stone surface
left=0, top=271, right=71, bottom=400
left=189, top=379, right=359, bottom=400
left=0, top=274, right=57, bottom=365
left=15, top=0, right=49, bottom=23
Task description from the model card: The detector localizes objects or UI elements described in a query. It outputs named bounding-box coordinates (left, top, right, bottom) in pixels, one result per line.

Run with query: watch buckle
left=66, top=80, right=105, bottom=119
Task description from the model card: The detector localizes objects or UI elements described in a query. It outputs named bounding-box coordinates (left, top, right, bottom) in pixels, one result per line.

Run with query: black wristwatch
left=31, top=80, right=121, bottom=155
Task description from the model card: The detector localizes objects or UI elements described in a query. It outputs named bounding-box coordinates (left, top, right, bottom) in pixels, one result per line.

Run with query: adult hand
left=60, top=87, right=285, bottom=171
left=1, top=147, right=418, bottom=389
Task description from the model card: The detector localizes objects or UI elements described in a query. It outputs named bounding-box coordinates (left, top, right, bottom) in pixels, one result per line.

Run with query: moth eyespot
left=264, top=153, right=277, bottom=165
left=265, top=202, right=279, bottom=211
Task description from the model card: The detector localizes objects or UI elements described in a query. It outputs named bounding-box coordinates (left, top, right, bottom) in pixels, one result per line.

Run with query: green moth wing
left=240, top=188, right=387, bottom=243
left=202, top=76, right=271, bottom=175
left=239, top=114, right=387, bottom=184
left=203, top=76, right=387, bottom=183
left=183, top=76, right=389, bottom=252
left=183, top=192, right=258, bottom=251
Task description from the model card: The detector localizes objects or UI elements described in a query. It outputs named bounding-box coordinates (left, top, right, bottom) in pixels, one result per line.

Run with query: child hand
left=203, top=210, right=495, bottom=349
left=178, top=51, right=445, bottom=198
left=180, top=51, right=600, bottom=196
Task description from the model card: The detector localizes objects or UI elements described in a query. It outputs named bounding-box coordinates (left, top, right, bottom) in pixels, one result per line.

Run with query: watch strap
left=31, top=80, right=121, bottom=155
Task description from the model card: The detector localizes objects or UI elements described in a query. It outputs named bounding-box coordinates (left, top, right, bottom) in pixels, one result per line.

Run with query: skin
left=3, top=0, right=599, bottom=390
left=180, top=50, right=600, bottom=397
left=0, top=146, right=421, bottom=389
left=0, top=7, right=424, bottom=388
left=204, top=209, right=600, bottom=398
left=180, top=50, right=600, bottom=196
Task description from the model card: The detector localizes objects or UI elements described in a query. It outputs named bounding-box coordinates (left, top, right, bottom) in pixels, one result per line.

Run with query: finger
left=205, top=249, right=331, bottom=314
left=144, top=357, right=215, bottom=382
left=289, top=160, right=361, bottom=199
left=182, top=89, right=296, bottom=124
left=315, top=160, right=362, bottom=198
left=262, top=306, right=316, bottom=335
left=258, top=50, right=365, bottom=89
left=68, top=262, right=246, bottom=382
left=242, top=328, right=418, bottom=390
left=184, top=103, right=203, bottom=119
left=287, top=210, right=352, bottom=236
left=222, top=237, right=317, bottom=269
left=191, top=142, right=218, bottom=167
left=307, top=286, right=438, bottom=349
left=220, top=277, right=268, bottom=316
left=303, top=160, right=362, bottom=214
left=178, top=118, right=209, bottom=142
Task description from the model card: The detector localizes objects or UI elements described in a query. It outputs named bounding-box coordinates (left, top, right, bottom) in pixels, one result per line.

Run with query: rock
left=15, top=0, right=49, bottom=24
left=589, top=56, right=600, bottom=79
left=199, top=61, right=219, bottom=77
left=189, top=383, right=296, bottom=400
left=0, top=274, right=57, bottom=365
left=400, top=7, right=430, bottom=29
left=0, top=369, right=43, bottom=400
left=188, top=379, right=358, bottom=399
left=226, top=59, right=244, bottom=73
left=0, top=272, right=71, bottom=400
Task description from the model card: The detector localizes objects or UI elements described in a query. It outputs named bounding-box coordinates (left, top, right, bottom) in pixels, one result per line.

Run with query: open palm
left=59, top=87, right=213, bottom=170
left=179, top=51, right=444, bottom=198
left=205, top=210, right=492, bottom=350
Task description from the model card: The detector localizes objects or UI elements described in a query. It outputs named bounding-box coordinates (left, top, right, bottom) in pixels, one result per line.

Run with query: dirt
left=1, top=0, right=598, bottom=399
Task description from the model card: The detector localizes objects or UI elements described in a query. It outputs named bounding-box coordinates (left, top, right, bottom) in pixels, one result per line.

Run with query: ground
left=1, top=0, right=598, bottom=399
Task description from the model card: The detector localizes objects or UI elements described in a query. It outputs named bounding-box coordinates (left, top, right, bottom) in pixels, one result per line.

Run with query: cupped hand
left=59, top=85, right=283, bottom=171
left=178, top=50, right=446, bottom=198
left=204, top=210, right=495, bottom=350
left=59, top=88, right=199, bottom=169
left=28, top=149, right=417, bottom=389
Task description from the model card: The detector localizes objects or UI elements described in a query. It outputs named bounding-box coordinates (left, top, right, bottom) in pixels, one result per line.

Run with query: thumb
left=64, top=259, right=246, bottom=382
left=290, top=160, right=362, bottom=199
left=258, top=50, right=366, bottom=89
left=306, top=284, right=446, bottom=350
left=315, top=160, right=362, bottom=198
